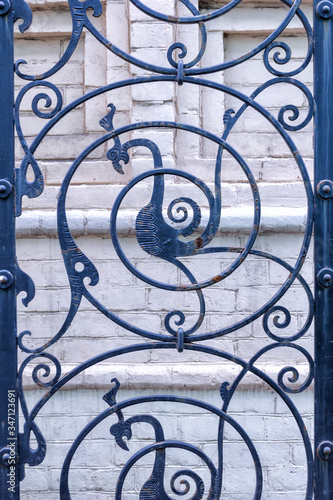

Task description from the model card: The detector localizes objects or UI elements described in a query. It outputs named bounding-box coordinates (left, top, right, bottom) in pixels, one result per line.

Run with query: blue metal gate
left=0, top=0, right=332, bottom=498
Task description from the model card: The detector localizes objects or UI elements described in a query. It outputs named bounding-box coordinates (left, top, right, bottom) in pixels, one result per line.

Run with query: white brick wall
left=15, top=0, right=314, bottom=497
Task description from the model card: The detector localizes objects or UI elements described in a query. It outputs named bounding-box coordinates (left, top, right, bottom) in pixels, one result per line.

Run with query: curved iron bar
left=67, top=122, right=311, bottom=333
left=16, top=98, right=312, bottom=352
left=110, top=164, right=259, bottom=291
left=83, top=246, right=313, bottom=343
left=59, top=397, right=262, bottom=499
left=18, top=342, right=313, bottom=498
left=14, top=0, right=312, bottom=80
left=14, top=0, right=315, bottom=496
left=189, top=248, right=314, bottom=342
left=86, top=0, right=312, bottom=76
left=104, top=398, right=209, bottom=499
left=130, top=0, right=244, bottom=23
left=15, top=76, right=313, bottom=166
left=180, top=76, right=313, bottom=341
left=226, top=77, right=314, bottom=133
left=219, top=341, right=314, bottom=499
left=115, top=442, right=209, bottom=500
left=17, top=119, right=259, bottom=350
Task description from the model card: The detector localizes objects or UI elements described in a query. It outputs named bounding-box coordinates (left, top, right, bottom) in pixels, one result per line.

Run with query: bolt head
left=323, top=446, right=332, bottom=457
left=323, top=184, right=331, bottom=193
left=0, top=1, right=5, bottom=8
left=0, top=275, right=8, bottom=284
left=317, top=1, right=333, bottom=19
left=323, top=273, right=332, bottom=283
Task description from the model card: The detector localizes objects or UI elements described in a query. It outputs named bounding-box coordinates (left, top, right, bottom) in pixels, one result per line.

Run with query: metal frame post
left=0, top=1, right=19, bottom=498
left=314, top=0, right=333, bottom=498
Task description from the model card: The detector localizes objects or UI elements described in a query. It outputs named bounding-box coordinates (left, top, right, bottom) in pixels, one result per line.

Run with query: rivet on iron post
left=316, top=0, right=333, bottom=19
left=317, top=179, right=333, bottom=199
left=317, top=441, right=333, bottom=460
left=0, top=179, right=12, bottom=199
left=0, top=0, right=11, bottom=15
left=177, top=327, right=184, bottom=353
left=177, top=60, right=184, bottom=86
left=0, top=447, right=12, bottom=467
left=0, top=270, right=14, bottom=289
left=317, top=267, right=333, bottom=288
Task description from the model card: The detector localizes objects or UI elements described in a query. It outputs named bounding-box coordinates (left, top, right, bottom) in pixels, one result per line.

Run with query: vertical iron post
left=0, top=1, right=19, bottom=499
left=314, top=0, right=333, bottom=498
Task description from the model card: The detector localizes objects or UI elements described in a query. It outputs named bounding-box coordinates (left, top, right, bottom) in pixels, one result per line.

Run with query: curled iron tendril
left=167, top=197, right=201, bottom=235
left=166, top=0, right=207, bottom=70
left=278, top=101, right=312, bottom=132
left=262, top=261, right=313, bottom=343
left=15, top=81, right=63, bottom=216
left=250, top=343, right=314, bottom=394
left=227, top=77, right=313, bottom=136
left=19, top=353, right=62, bottom=391
left=32, top=360, right=62, bottom=388
left=263, top=0, right=314, bottom=78
left=31, top=91, right=63, bottom=119
left=18, top=353, right=62, bottom=476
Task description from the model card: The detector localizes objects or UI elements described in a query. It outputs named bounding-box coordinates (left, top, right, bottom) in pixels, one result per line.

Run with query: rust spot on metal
left=212, top=275, right=222, bottom=283
left=167, top=15, right=179, bottom=23
left=195, top=237, right=203, bottom=248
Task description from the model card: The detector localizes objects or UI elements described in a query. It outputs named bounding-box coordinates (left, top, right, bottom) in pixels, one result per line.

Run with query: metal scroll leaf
left=18, top=353, right=61, bottom=479
left=18, top=216, right=99, bottom=354
left=249, top=343, right=314, bottom=394
left=15, top=82, right=63, bottom=216
left=100, top=104, right=130, bottom=174
left=15, top=0, right=103, bottom=80
left=13, top=0, right=33, bottom=34
left=219, top=381, right=231, bottom=404
left=19, top=420, right=46, bottom=481
left=15, top=259, right=35, bottom=307
left=15, top=154, right=44, bottom=218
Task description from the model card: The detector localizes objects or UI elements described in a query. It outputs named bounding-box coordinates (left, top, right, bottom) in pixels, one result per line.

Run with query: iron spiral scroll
left=14, top=0, right=315, bottom=498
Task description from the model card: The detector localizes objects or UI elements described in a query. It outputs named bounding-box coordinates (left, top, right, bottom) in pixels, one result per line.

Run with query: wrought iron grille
left=1, top=0, right=333, bottom=498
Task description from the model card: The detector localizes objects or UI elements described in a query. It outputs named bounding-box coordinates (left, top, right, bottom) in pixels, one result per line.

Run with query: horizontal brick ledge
left=22, top=362, right=313, bottom=391
left=16, top=207, right=308, bottom=238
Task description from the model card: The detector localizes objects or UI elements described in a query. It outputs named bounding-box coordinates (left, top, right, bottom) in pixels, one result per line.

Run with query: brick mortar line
left=16, top=207, right=308, bottom=237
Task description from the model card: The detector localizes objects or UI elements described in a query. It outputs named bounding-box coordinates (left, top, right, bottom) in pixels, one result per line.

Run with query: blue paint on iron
left=0, top=0, right=324, bottom=498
